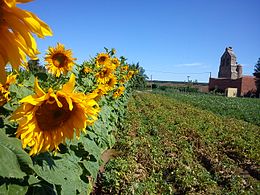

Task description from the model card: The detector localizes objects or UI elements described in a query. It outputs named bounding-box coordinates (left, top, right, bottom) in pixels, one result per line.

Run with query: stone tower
left=218, top=47, right=242, bottom=79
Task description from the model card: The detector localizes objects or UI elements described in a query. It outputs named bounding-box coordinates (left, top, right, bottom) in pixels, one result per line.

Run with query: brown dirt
left=99, top=149, right=118, bottom=173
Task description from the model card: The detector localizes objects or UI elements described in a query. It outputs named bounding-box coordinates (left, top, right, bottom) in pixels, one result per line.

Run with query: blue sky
left=19, top=0, right=260, bottom=82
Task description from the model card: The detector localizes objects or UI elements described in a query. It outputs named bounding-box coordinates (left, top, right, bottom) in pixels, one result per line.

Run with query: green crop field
left=155, top=90, right=260, bottom=126
left=98, top=92, right=260, bottom=194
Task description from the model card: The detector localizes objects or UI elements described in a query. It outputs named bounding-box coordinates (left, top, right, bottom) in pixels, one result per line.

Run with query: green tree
left=254, top=58, right=260, bottom=72
left=253, top=58, right=260, bottom=97
left=28, top=59, right=46, bottom=73
left=129, top=62, right=148, bottom=90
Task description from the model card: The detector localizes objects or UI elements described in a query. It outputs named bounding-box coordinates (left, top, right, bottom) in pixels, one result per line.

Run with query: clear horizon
left=19, top=0, right=260, bottom=82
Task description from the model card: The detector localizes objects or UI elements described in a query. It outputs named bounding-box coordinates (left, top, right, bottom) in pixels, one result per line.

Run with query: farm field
left=155, top=90, right=260, bottom=126
left=98, top=92, right=260, bottom=194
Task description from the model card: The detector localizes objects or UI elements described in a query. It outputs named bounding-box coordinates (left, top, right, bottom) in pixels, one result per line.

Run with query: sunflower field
left=0, top=1, right=141, bottom=194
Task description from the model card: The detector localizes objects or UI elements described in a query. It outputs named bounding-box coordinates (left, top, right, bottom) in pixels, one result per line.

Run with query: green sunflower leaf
left=28, top=175, right=40, bottom=185
left=82, top=137, right=101, bottom=160
left=0, top=184, right=28, bottom=195
left=33, top=154, right=85, bottom=194
left=9, top=84, right=33, bottom=99
left=0, top=131, right=33, bottom=178
left=82, top=160, right=99, bottom=181
left=21, top=74, right=35, bottom=88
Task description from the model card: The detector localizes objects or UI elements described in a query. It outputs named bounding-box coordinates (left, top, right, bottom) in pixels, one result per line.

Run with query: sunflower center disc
left=35, top=97, right=73, bottom=131
left=98, top=56, right=107, bottom=64
left=53, top=53, right=67, bottom=68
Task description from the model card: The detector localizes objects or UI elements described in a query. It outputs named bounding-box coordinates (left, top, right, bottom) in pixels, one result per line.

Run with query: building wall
left=240, top=76, right=257, bottom=96
left=209, top=76, right=256, bottom=96
left=209, top=78, right=241, bottom=95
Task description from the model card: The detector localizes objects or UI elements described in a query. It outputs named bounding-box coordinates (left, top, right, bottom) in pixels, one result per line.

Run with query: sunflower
left=134, top=69, right=139, bottom=74
left=0, top=0, right=52, bottom=83
left=111, top=57, right=120, bottom=68
left=0, top=73, right=17, bottom=106
left=118, top=75, right=127, bottom=84
left=45, top=43, right=76, bottom=77
left=95, top=67, right=114, bottom=84
left=96, top=53, right=110, bottom=67
left=83, top=67, right=92, bottom=74
left=106, top=75, right=117, bottom=91
left=120, top=65, right=129, bottom=72
left=113, top=86, right=125, bottom=99
left=11, top=74, right=100, bottom=156
left=0, top=84, right=10, bottom=106
left=125, top=70, right=135, bottom=81
left=92, top=84, right=108, bottom=101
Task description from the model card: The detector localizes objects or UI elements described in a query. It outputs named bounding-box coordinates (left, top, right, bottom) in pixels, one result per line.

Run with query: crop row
left=99, top=92, right=260, bottom=194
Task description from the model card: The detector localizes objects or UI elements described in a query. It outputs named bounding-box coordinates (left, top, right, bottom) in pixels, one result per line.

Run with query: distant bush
left=209, top=88, right=225, bottom=96
left=157, top=85, right=200, bottom=93
left=177, top=86, right=199, bottom=93
left=152, top=83, right=159, bottom=89
left=158, top=86, right=167, bottom=90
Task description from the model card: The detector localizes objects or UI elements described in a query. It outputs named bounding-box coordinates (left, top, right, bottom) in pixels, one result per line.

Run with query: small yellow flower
left=83, top=67, right=92, bottom=74
left=0, top=0, right=52, bottom=83
left=11, top=74, right=100, bottom=156
left=120, top=65, right=129, bottom=72
left=125, top=70, right=135, bottom=81
left=92, top=84, right=108, bottom=100
left=96, top=53, right=110, bottom=67
left=106, top=76, right=117, bottom=91
left=134, top=69, right=139, bottom=74
left=45, top=43, right=76, bottom=77
left=118, top=75, right=127, bottom=84
left=113, top=86, right=125, bottom=99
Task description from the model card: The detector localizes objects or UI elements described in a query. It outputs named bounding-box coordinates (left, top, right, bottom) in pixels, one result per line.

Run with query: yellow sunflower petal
left=5, top=73, right=17, bottom=86
left=4, top=13, right=38, bottom=58
left=64, top=95, right=73, bottom=111
left=48, top=93, right=62, bottom=107
left=62, top=73, right=75, bottom=93
left=3, top=0, right=16, bottom=8
left=17, top=0, right=34, bottom=3
left=0, top=0, right=52, bottom=79
left=34, top=77, right=45, bottom=97
left=12, top=7, right=53, bottom=38
left=0, top=28, right=25, bottom=68
left=20, top=94, right=46, bottom=105
left=10, top=104, right=34, bottom=121
left=0, top=55, right=7, bottom=84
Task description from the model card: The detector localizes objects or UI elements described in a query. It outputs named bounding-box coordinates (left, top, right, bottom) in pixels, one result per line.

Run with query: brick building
left=209, top=47, right=256, bottom=96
